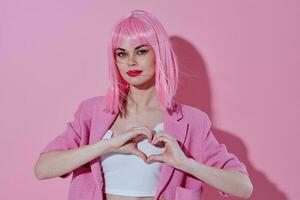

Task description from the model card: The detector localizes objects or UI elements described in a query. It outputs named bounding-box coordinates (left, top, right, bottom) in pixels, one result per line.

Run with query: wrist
left=96, top=139, right=115, bottom=155
left=177, top=157, right=193, bottom=172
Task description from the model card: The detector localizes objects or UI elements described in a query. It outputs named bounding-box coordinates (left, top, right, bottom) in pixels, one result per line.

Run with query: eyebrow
left=116, top=44, right=148, bottom=51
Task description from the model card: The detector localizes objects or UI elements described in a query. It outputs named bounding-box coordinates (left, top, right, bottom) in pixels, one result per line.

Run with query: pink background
left=0, top=1, right=299, bottom=199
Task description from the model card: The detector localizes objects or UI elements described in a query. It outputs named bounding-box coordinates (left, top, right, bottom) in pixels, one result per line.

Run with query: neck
left=126, top=84, right=161, bottom=114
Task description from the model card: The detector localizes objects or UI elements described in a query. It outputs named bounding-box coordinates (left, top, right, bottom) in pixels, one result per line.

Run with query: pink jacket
left=40, top=96, right=248, bottom=200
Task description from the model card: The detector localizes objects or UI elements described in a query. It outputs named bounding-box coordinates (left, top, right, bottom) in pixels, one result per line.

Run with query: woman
left=34, top=10, right=253, bottom=200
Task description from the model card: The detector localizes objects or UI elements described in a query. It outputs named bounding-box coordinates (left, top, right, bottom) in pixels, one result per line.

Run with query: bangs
left=113, top=16, right=154, bottom=50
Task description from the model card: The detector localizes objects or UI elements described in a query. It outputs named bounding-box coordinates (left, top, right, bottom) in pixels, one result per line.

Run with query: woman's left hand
left=146, top=131, right=188, bottom=169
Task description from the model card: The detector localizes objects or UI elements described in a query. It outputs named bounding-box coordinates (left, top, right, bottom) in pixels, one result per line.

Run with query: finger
left=117, top=128, right=153, bottom=146
left=152, top=131, right=174, bottom=142
left=151, top=135, right=170, bottom=146
left=119, top=129, right=143, bottom=141
left=131, top=129, right=153, bottom=141
left=151, top=139, right=165, bottom=148
left=131, top=126, right=153, bottom=140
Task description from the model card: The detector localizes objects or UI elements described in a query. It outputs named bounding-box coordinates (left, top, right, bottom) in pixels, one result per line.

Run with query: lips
left=127, top=70, right=143, bottom=77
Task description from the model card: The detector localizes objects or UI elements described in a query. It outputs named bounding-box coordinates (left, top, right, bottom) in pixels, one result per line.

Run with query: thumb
left=147, top=154, right=164, bottom=163
left=131, top=148, right=147, bottom=162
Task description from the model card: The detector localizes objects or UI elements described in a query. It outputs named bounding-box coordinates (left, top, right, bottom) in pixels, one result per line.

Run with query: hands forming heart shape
left=107, top=126, right=188, bottom=169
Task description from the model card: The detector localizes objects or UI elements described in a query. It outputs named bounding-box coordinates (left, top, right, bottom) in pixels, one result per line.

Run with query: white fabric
left=99, top=122, right=165, bottom=197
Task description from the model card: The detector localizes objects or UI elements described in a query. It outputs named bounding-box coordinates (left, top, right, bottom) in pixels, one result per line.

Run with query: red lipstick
left=127, top=70, right=143, bottom=77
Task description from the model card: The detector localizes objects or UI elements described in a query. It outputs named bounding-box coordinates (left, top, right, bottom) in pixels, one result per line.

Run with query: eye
left=137, top=49, right=148, bottom=55
left=116, top=52, right=127, bottom=57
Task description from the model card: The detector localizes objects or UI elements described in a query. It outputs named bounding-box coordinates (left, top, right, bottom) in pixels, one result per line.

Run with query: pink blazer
left=40, top=96, right=248, bottom=200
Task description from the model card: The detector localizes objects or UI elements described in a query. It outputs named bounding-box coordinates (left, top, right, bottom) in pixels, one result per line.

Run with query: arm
left=34, top=139, right=113, bottom=179
left=34, top=98, right=107, bottom=179
left=34, top=139, right=113, bottom=180
left=147, top=112, right=253, bottom=198
left=178, top=158, right=253, bottom=199
left=189, top=113, right=253, bottom=198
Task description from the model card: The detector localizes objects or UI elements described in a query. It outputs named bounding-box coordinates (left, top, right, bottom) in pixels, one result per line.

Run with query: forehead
left=115, top=36, right=149, bottom=51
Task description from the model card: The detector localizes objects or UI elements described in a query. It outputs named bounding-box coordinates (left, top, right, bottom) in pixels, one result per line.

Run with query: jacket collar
left=89, top=98, right=188, bottom=199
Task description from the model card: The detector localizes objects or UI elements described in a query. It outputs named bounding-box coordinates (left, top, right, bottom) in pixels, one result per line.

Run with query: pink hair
left=103, top=10, right=179, bottom=114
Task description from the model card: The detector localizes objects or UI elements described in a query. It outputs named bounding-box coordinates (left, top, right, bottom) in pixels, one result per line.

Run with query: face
left=114, top=37, right=156, bottom=89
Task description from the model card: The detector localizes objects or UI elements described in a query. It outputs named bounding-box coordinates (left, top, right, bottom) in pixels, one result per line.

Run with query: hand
left=146, top=131, right=188, bottom=169
left=108, top=126, right=153, bottom=162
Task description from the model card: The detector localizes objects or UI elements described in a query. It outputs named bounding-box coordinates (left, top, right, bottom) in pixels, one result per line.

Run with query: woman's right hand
left=107, top=126, right=153, bottom=162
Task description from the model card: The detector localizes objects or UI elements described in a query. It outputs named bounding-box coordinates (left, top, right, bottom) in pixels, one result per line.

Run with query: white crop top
left=99, top=122, right=165, bottom=197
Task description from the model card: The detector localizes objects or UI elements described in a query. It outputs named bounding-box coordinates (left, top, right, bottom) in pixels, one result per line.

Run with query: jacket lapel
left=153, top=104, right=188, bottom=200
left=89, top=100, right=118, bottom=189
left=89, top=98, right=188, bottom=197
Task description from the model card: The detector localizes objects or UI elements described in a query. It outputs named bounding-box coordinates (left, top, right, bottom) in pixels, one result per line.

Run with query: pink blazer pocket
left=174, top=186, right=202, bottom=200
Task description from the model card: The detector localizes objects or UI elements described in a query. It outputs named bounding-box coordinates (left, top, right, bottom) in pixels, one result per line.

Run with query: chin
left=128, top=80, right=147, bottom=87
left=130, top=80, right=155, bottom=89
left=122, top=73, right=155, bottom=88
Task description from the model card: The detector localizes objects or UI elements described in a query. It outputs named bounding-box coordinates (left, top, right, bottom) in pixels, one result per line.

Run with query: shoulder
left=177, top=101, right=212, bottom=130
left=77, top=95, right=105, bottom=116
left=178, top=102, right=210, bottom=121
left=79, top=95, right=105, bottom=108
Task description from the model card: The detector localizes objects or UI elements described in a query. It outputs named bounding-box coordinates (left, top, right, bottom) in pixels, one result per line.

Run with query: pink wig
left=103, top=10, right=179, bottom=114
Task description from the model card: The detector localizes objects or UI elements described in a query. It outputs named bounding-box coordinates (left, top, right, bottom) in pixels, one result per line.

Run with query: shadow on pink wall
left=170, top=36, right=287, bottom=200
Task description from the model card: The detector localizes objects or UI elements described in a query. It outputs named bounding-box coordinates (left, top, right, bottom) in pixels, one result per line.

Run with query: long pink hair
left=103, top=10, right=179, bottom=115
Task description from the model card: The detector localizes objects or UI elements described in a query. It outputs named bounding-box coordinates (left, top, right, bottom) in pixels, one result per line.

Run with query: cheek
left=144, top=56, right=156, bottom=69
left=117, top=65, right=126, bottom=73
left=150, top=54, right=156, bottom=65
left=144, top=61, right=156, bottom=73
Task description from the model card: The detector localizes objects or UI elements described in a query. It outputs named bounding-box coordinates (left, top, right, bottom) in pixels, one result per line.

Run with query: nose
left=127, top=53, right=137, bottom=66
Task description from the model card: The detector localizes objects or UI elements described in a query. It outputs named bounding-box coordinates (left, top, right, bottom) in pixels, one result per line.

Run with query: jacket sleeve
left=201, top=113, right=249, bottom=197
left=39, top=101, right=84, bottom=178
